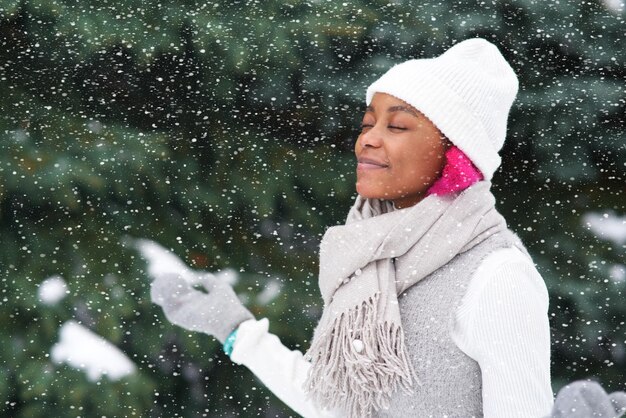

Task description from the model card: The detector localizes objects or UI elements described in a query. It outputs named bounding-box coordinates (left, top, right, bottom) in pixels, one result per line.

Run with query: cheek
left=393, top=143, right=444, bottom=178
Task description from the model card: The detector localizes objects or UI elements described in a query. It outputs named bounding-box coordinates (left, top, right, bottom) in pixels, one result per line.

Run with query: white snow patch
left=51, top=320, right=136, bottom=382
left=582, top=211, right=626, bottom=246
left=256, top=278, right=283, bottom=305
left=133, top=237, right=238, bottom=286
left=38, top=275, right=68, bottom=305
left=133, top=238, right=199, bottom=282
left=211, top=267, right=239, bottom=287
left=609, top=264, right=626, bottom=284
left=603, top=0, right=624, bottom=13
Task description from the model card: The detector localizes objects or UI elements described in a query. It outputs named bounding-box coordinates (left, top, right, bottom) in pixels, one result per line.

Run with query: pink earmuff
left=426, top=146, right=484, bottom=196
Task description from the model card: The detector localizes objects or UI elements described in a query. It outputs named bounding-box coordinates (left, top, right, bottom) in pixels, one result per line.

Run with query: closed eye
left=359, top=124, right=407, bottom=131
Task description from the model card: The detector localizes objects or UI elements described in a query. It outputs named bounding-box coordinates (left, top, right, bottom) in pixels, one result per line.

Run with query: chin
left=355, top=183, right=387, bottom=200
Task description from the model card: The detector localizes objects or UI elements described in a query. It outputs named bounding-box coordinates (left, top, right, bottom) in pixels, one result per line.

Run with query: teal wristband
left=223, top=328, right=238, bottom=357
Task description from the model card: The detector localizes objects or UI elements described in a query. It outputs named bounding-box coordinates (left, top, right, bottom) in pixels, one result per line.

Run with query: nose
left=359, top=124, right=383, bottom=149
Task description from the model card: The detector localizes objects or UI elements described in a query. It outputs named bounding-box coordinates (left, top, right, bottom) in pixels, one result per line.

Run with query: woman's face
left=354, top=92, right=451, bottom=209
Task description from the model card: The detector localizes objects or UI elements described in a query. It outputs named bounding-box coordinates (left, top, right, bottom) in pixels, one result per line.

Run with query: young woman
left=151, top=38, right=555, bottom=417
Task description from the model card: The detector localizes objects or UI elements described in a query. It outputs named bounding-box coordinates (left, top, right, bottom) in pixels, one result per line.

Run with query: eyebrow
left=365, top=105, right=419, bottom=118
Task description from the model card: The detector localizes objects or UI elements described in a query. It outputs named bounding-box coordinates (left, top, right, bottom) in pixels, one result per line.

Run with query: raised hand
left=150, top=272, right=254, bottom=344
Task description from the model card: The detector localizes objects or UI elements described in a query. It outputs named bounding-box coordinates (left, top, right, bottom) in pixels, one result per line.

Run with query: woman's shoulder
left=473, top=245, right=548, bottom=300
left=479, top=244, right=535, bottom=274
left=455, top=245, right=550, bottom=323
left=452, top=244, right=551, bottom=357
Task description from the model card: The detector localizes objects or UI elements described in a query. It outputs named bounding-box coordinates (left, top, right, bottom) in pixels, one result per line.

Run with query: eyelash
left=360, top=124, right=406, bottom=131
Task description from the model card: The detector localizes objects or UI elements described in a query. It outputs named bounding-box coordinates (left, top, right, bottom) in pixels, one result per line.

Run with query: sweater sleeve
left=229, top=317, right=343, bottom=418
left=451, top=246, right=554, bottom=418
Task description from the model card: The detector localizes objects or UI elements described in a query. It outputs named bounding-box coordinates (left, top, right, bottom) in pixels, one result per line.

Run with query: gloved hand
left=544, top=379, right=626, bottom=418
left=150, top=272, right=254, bottom=344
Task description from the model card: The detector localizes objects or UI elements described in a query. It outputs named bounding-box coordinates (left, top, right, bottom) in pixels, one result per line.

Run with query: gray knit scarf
left=302, top=180, right=508, bottom=418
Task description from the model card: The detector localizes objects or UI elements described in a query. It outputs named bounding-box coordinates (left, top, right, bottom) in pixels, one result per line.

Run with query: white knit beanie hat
left=365, top=37, right=519, bottom=181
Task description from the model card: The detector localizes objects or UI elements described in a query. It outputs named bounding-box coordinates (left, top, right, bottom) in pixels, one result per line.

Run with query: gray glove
left=544, top=379, right=626, bottom=418
left=150, top=272, right=254, bottom=344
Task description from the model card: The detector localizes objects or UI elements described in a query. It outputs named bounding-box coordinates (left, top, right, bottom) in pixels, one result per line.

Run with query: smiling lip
left=357, top=157, right=389, bottom=171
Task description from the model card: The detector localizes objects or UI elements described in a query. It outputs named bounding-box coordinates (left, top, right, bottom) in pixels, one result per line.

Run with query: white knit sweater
left=230, top=246, right=555, bottom=418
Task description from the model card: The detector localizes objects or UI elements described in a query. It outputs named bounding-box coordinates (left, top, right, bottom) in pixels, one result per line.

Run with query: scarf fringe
left=303, top=291, right=422, bottom=418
